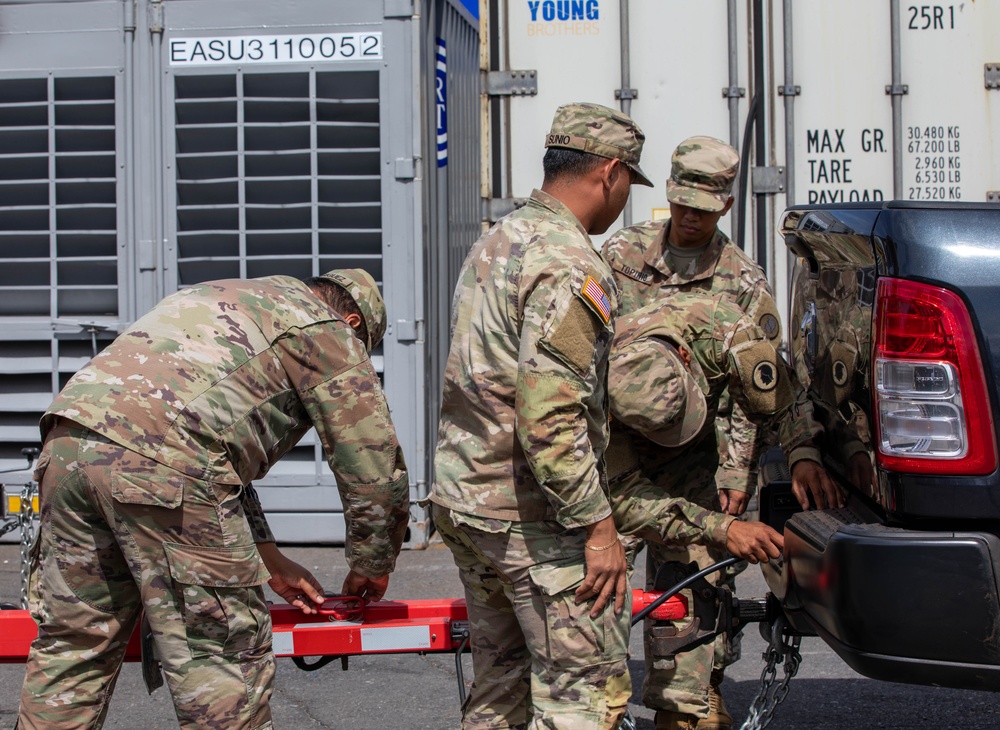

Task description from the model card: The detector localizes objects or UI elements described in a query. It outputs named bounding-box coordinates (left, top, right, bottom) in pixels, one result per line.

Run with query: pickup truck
left=760, top=201, right=1000, bottom=691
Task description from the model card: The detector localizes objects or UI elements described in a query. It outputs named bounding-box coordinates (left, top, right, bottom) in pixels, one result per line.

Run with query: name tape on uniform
left=169, top=33, right=383, bottom=67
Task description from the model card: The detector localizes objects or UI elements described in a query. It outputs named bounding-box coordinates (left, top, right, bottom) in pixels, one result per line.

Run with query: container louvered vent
left=173, top=70, right=383, bottom=287
left=0, top=75, right=118, bottom=462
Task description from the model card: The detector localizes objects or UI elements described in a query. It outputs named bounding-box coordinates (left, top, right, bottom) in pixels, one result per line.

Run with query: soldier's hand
left=725, top=520, right=783, bottom=564
left=848, top=452, right=875, bottom=493
left=719, top=489, right=750, bottom=516
left=791, top=459, right=844, bottom=511
left=342, top=570, right=390, bottom=604
left=257, top=542, right=325, bottom=614
left=575, top=516, right=628, bottom=618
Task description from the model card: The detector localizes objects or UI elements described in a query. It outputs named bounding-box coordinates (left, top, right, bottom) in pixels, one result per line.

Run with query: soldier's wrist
left=710, top=514, right=738, bottom=548
left=787, top=445, right=823, bottom=471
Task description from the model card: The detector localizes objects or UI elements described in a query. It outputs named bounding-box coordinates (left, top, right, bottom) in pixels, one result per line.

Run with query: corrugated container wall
left=0, top=0, right=480, bottom=547
left=486, top=0, right=1000, bottom=331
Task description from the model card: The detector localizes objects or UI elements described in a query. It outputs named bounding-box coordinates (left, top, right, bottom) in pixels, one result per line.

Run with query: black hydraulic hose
left=631, top=556, right=741, bottom=627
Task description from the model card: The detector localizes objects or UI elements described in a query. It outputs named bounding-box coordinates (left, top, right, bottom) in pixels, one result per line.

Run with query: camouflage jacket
left=606, top=292, right=795, bottom=533
left=44, top=276, right=409, bottom=578
left=431, top=189, right=617, bottom=527
left=602, top=220, right=821, bottom=490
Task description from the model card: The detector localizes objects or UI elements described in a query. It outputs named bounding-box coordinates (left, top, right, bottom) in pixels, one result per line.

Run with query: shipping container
left=484, top=0, right=1000, bottom=323
left=0, top=0, right=481, bottom=546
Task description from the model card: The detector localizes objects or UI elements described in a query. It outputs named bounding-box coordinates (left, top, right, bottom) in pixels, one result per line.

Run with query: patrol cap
left=666, top=135, right=740, bottom=212
left=544, top=102, right=654, bottom=187
left=318, top=268, right=386, bottom=351
left=609, top=332, right=708, bottom=448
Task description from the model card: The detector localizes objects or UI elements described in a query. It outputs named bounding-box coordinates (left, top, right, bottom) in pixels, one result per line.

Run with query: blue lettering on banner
left=436, top=38, right=448, bottom=168
left=528, top=0, right=599, bottom=22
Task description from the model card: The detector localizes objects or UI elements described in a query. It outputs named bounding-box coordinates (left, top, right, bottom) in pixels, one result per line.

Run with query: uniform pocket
left=111, top=471, right=184, bottom=509
left=527, top=557, right=585, bottom=597
left=163, top=542, right=272, bottom=657
left=31, top=451, right=51, bottom=485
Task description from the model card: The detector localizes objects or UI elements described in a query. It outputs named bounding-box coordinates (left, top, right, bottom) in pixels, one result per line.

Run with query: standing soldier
left=431, top=102, right=652, bottom=729
left=601, top=138, right=838, bottom=730
left=18, top=269, right=410, bottom=730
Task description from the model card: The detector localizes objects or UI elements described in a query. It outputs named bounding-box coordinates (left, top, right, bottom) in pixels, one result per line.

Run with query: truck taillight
left=873, top=278, right=997, bottom=475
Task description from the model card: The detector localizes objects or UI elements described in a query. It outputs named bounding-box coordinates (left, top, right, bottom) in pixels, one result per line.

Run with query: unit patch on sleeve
left=581, top=276, right=612, bottom=323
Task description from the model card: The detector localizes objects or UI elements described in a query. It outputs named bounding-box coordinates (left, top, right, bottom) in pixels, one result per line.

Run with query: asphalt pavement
left=2, top=536, right=999, bottom=729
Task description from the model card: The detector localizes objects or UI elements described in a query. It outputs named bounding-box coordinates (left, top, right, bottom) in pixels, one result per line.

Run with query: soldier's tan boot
left=696, top=671, right=733, bottom=730
left=654, top=710, right=699, bottom=730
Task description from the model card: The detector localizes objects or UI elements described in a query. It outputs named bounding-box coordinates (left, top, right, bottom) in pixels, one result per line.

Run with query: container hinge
left=752, top=166, right=786, bottom=195
left=777, top=85, right=800, bottom=97
left=722, top=86, right=746, bottom=99
left=485, top=70, right=538, bottom=97
left=384, top=0, right=414, bottom=18
left=986, top=191, right=1000, bottom=202
left=484, top=197, right=528, bottom=223
left=615, top=88, right=638, bottom=101
left=985, top=64, right=1000, bottom=90
left=884, top=84, right=908, bottom=96
left=147, top=0, right=163, bottom=33
left=395, top=157, right=417, bottom=180
left=395, top=319, right=423, bottom=343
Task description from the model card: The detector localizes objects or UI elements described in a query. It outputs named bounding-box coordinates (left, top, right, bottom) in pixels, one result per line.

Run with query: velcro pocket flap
left=111, top=471, right=185, bottom=509
left=528, top=558, right=585, bottom=597
left=163, top=542, right=270, bottom=588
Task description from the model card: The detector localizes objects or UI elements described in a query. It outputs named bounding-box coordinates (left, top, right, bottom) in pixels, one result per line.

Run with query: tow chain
left=738, top=615, right=802, bottom=730
left=0, top=483, right=38, bottom=609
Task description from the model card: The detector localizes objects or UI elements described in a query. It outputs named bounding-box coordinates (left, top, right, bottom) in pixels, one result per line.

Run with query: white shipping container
left=485, top=0, right=1000, bottom=321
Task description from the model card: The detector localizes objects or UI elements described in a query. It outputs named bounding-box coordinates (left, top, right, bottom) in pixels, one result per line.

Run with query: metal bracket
left=777, top=84, right=801, bottom=97
left=485, top=70, right=538, bottom=97
left=147, top=0, right=163, bottom=33
left=384, top=0, right=414, bottom=18
left=394, top=157, right=416, bottom=180
left=484, top=197, right=528, bottom=223
left=395, top=319, right=423, bottom=343
left=985, top=64, right=1000, bottom=90
left=752, top=166, right=787, bottom=195
left=986, top=191, right=1000, bottom=202
left=615, top=88, right=638, bottom=101
left=722, top=86, right=746, bottom=99
left=884, top=84, right=909, bottom=96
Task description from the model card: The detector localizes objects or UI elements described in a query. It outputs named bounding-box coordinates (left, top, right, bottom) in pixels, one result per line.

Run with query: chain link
left=738, top=617, right=802, bottom=730
left=0, top=515, right=20, bottom=538
left=1, top=480, right=38, bottom=609
left=18, top=483, right=37, bottom=609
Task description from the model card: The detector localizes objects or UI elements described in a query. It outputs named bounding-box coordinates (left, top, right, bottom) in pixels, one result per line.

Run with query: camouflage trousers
left=641, top=460, right=743, bottom=720
left=18, top=420, right=275, bottom=730
left=433, top=504, right=632, bottom=730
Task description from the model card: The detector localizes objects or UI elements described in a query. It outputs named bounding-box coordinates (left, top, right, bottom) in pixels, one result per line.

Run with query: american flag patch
left=581, top=276, right=612, bottom=323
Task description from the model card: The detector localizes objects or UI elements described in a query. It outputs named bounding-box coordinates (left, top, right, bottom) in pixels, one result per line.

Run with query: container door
left=158, top=0, right=423, bottom=543
left=0, top=0, right=127, bottom=497
left=495, top=0, right=749, bottom=239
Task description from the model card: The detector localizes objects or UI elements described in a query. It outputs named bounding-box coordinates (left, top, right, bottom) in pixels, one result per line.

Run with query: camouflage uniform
left=18, top=270, right=410, bottom=730
left=603, top=293, right=794, bottom=720
left=601, top=138, right=817, bottom=725
left=606, top=293, right=794, bottom=558
left=431, top=103, right=651, bottom=730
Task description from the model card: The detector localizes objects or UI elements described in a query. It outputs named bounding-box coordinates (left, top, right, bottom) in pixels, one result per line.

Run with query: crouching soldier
left=606, top=291, right=795, bottom=730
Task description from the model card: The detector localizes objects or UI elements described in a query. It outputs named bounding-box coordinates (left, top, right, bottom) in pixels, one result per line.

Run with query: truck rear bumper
left=761, top=499, right=1000, bottom=690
